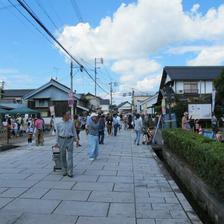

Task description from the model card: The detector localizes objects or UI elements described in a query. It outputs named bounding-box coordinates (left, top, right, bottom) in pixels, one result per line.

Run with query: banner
left=212, top=89, right=216, bottom=113
left=49, top=106, right=55, bottom=116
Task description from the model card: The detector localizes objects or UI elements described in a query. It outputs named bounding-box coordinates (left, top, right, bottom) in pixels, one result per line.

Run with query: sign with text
left=68, top=91, right=74, bottom=107
left=188, top=104, right=212, bottom=119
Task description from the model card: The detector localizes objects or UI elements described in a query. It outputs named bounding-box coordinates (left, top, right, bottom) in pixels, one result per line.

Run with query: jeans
left=99, top=130, right=104, bottom=144
left=58, top=137, right=74, bottom=176
left=135, top=130, right=141, bottom=145
left=114, top=124, right=118, bottom=136
left=88, top=134, right=99, bottom=159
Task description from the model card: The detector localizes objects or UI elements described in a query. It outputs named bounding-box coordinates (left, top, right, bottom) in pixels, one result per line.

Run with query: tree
left=213, top=69, right=224, bottom=116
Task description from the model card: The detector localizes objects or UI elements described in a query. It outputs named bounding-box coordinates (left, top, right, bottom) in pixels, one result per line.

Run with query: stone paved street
left=0, top=130, right=202, bottom=224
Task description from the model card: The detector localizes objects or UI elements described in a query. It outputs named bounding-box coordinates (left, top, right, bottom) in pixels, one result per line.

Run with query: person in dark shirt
left=98, top=114, right=105, bottom=144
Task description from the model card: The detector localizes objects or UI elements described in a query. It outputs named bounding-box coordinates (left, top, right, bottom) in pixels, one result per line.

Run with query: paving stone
left=151, top=203, right=182, bottom=210
left=137, top=219, right=156, bottom=224
left=0, top=173, right=31, bottom=180
left=170, top=209, right=189, bottom=219
left=113, top=183, right=134, bottom=192
left=98, top=176, right=133, bottom=184
left=2, top=198, right=61, bottom=214
left=63, top=175, right=98, bottom=182
left=53, top=201, right=109, bottom=216
left=0, top=180, right=37, bottom=188
left=0, top=129, right=200, bottom=224
left=0, top=187, right=8, bottom=193
left=0, top=197, right=14, bottom=208
left=43, top=175, right=64, bottom=181
left=89, top=191, right=134, bottom=203
left=0, top=188, right=28, bottom=198
left=156, top=219, right=191, bottom=224
left=43, top=189, right=90, bottom=201
left=14, top=213, right=78, bottom=224
left=108, top=203, right=135, bottom=217
left=19, top=187, right=50, bottom=199
left=72, top=182, right=114, bottom=191
left=0, top=210, right=23, bottom=224
left=136, top=203, right=172, bottom=219
left=76, top=217, right=135, bottom=224
left=84, top=170, right=117, bottom=176
left=25, top=173, right=49, bottom=181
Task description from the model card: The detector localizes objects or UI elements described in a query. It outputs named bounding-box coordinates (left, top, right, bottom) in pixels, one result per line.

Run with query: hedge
left=162, top=129, right=224, bottom=198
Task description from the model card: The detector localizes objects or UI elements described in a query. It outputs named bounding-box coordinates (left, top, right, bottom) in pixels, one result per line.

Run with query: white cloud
left=191, top=3, right=200, bottom=14
left=111, top=58, right=161, bottom=91
left=187, top=46, right=224, bottom=65
left=136, top=75, right=162, bottom=91
left=58, top=0, right=224, bottom=60
left=167, top=45, right=207, bottom=55
left=56, top=0, right=224, bottom=102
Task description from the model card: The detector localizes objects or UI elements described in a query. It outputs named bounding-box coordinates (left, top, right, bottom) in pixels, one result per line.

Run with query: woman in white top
left=134, top=114, right=143, bottom=145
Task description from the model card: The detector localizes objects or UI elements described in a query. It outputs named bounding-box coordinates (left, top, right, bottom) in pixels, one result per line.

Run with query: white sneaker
left=89, top=158, right=94, bottom=161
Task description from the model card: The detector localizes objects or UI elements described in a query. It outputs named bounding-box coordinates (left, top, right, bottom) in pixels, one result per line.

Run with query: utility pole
left=70, top=61, right=74, bottom=120
left=109, top=82, right=113, bottom=108
left=132, top=89, right=135, bottom=113
left=69, top=61, right=84, bottom=118
left=0, top=81, right=4, bottom=99
left=94, top=57, right=103, bottom=99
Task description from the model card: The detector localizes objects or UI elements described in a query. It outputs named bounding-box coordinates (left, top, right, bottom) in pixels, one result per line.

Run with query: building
left=139, top=93, right=159, bottom=114
left=117, top=101, right=132, bottom=114
left=23, top=79, right=89, bottom=117
left=133, top=94, right=152, bottom=113
left=157, top=66, right=224, bottom=119
left=1, top=89, right=34, bottom=104
left=99, top=99, right=110, bottom=114
left=84, top=93, right=101, bottom=111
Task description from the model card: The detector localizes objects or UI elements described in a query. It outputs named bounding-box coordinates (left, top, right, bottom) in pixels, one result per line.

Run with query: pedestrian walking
left=106, top=113, right=113, bottom=135
left=123, top=114, right=128, bottom=130
left=87, top=113, right=99, bottom=161
left=26, top=118, right=34, bottom=145
left=113, top=114, right=119, bottom=136
left=34, top=114, right=45, bottom=146
left=134, top=114, right=143, bottom=145
left=99, top=114, right=105, bottom=144
left=74, top=114, right=82, bottom=147
left=55, top=110, right=77, bottom=177
left=50, top=115, right=56, bottom=135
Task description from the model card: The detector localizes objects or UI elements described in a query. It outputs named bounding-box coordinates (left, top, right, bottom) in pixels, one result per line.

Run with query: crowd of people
left=53, top=110, right=157, bottom=177
left=181, top=111, right=224, bottom=142
left=1, top=113, right=46, bottom=145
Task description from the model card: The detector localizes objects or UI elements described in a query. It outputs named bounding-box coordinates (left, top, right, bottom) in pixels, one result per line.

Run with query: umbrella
left=8, top=107, right=39, bottom=114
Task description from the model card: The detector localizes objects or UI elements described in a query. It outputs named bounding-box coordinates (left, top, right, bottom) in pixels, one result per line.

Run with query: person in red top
left=34, top=114, right=44, bottom=146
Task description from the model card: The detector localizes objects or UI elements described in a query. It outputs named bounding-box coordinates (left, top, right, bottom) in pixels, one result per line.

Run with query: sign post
left=68, top=91, right=74, bottom=120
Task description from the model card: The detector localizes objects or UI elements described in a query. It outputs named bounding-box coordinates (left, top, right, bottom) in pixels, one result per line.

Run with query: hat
left=184, top=112, right=188, bottom=116
left=90, top=112, right=98, bottom=117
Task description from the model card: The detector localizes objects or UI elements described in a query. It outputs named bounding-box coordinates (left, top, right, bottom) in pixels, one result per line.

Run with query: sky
left=0, top=0, right=224, bottom=104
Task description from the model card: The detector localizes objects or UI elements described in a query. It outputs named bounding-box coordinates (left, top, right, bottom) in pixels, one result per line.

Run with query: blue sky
left=0, top=0, right=224, bottom=103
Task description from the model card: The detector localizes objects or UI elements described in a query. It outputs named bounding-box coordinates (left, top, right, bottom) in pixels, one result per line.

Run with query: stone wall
left=162, top=147, right=224, bottom=224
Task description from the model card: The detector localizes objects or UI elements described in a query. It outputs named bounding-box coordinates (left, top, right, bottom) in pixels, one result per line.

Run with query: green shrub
left=162, top=129, right=224, bottom=197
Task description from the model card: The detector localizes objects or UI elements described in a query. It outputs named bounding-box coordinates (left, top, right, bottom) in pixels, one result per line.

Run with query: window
left=35, top=99, right=49, bottom=107
left=183, top=82, right=198, bottom=94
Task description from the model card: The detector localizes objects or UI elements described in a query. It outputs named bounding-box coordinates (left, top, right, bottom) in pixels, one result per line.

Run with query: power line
left=8, top=0, right=54, bottom=46
left=14, top=0, right=109, bottom=94
left=34, top=0, right=59, bottom=30
left=48, top=0, right=63, bottom=25
left=0, top=2, right=19, bottom=10
left=70, top=0, right=84, bottom=22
